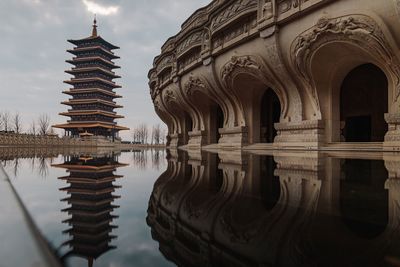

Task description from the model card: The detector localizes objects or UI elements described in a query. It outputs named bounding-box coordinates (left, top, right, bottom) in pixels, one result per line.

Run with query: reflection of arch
left=147, top=152, right=326, bottom=266
left=260, top=156, right=280, bottom=209
left=291, top=14, right=400, bottom=142
left=340, top=64, right=388, bottom=142
left=339, top=159, right=388, bottom=239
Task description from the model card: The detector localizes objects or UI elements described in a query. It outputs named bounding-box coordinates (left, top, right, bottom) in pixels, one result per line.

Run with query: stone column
left=218, top=126, right=248, bottom=149
left=187, top=130, right=207, bottom=149
left=169, top=133, right=183, bottom=148
left=384, top=113, right=400, bottom=151
left=274, top=120, right=325, bottom=150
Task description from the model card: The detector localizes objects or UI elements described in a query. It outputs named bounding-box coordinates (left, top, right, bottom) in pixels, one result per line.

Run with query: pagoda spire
left=92, top=14, right=97, bottom=37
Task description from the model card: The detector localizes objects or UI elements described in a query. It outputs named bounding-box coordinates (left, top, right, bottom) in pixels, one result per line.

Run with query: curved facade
left=148, top=0, right=400, bottom=151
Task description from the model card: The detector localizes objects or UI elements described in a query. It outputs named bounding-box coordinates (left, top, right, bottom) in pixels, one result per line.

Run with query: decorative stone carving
left=176, top=31, right=203, bottom=55
left=221, top=55, right=261, bottom=80
left=164, top=90, right=176, bottom=106
left=292, top=15, right=400, bottom=113
left=154, top=99, right=161, bottom=112
left=212, top=15, right=257, bottom=49
left=202, top=29, right=211, bottom=53
left=184, top=76, right=206, bottom=97
left=277, top=0, right=293, bottom=14
left=211, top=0, right=257, bottom=31
left=157, top=54, right=174, bottom=73
left=177, top=50, right=201, bottom=71
left=262, top=0, right=274, bottom=19
left=161, top=39, right=175, bottom=53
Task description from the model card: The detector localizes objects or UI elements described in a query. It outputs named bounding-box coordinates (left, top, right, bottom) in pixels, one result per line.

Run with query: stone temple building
left=148, top=0, right=400, bottom=151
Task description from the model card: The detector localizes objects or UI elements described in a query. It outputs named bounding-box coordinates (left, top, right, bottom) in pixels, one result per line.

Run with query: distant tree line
left=0, top=110, right=167, bottom=143
left=131, top=123, right=166, bottom=145
left=0, top=111, right=53, bottom=135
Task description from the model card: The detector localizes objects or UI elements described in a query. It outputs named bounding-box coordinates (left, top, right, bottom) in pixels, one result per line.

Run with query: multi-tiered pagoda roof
left=53, top=18, right=129, bottom=138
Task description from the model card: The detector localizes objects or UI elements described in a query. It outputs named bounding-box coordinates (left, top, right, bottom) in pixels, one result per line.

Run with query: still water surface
left=2, top=149, right=400, bottom=267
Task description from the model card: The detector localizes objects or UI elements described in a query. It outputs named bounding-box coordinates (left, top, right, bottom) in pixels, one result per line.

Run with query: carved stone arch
left=184, top=75, right=228, bottom=125
left=291, top=14, right=400, bottom=117
left=183, top=75, right=228, bottom=145
left=164, top=88, right=186, bottom=132
left=154, top=96, right=176, bottom=145
left=170, top=80, right=203, bottom=133
left=221, top=54, right=290, bottom=120
left=160, top=90, right=180, bottom=134
left=182, top=76, right=208, bottom=131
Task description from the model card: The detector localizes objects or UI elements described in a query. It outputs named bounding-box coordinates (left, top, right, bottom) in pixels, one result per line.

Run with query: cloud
left=82, top=0, right=119, bottom=16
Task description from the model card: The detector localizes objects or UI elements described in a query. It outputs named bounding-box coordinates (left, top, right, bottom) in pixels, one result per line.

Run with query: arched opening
left=211, top=104, right=224, bottom=144
left=182, top=111, right=193, bottom=145
left=260, top=89, right=281, bottom=143
left=189, top=89, right=225, bottom=145
left=340, top=159, right=388, bottom=239
left=340, top=64, right=388, bottom=142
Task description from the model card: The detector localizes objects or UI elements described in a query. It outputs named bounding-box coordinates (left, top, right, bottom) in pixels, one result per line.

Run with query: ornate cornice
left=211, top=0, right=257, bottom=31
left=176, top=31, right=203, bottom=56
left=156, top=54, right=175, bottom=73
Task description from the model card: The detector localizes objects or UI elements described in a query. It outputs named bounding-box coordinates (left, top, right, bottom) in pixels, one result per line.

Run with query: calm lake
left=2, top=149, right=399, bottom=267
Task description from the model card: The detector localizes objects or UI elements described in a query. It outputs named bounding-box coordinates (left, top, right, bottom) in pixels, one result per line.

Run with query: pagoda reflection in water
left=53, top=154, right=128, bottom=267
left=147, top=150, right=400, bottom=267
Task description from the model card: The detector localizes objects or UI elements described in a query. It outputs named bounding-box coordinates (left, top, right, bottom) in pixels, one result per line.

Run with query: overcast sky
left=0, top=0, right=210, bottom=139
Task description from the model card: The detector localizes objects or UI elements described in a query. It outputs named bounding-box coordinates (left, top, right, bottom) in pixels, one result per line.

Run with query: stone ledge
left=0, top=165, right=62, bottom=267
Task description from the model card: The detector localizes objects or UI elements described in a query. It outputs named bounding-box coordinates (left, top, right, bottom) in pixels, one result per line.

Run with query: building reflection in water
left=53, top=153, right=128, bottom=267
left=147, top=150, right=400, bottom=267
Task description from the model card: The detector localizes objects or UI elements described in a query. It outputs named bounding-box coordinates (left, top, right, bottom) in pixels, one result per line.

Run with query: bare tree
left=1, top=111, right=10, bottom=132
left=152, top=124, right=161, bottom=145
left=0, top=112, right=3, bottom=131
left=38, top=114, right=50, bottom=135
left=30, top=119, right=37, bottom=135
left=160, top=128, right=167, bottom=144
left=13, top=112, right=22, bottom=134
left=140, top=123, right=149, bottom=144
left=131, top=127, right=140, bottom=143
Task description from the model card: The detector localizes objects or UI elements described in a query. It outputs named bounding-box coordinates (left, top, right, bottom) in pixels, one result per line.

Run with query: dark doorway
left=261, top=89, right=281, bottom=143
left=340, top=64, right=388, bottom=142
left=209, top=104, right=224, bottom=144
left=345, top=115, right=371, bottom=142
left=183, top=112, right=193, bottom=145
left=216, top=105, right=224, bottom=142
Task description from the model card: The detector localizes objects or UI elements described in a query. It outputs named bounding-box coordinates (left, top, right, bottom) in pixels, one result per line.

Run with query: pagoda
left=53, top=154, right=128, bottom=266
left=53, top=17, right=129, bottom=139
